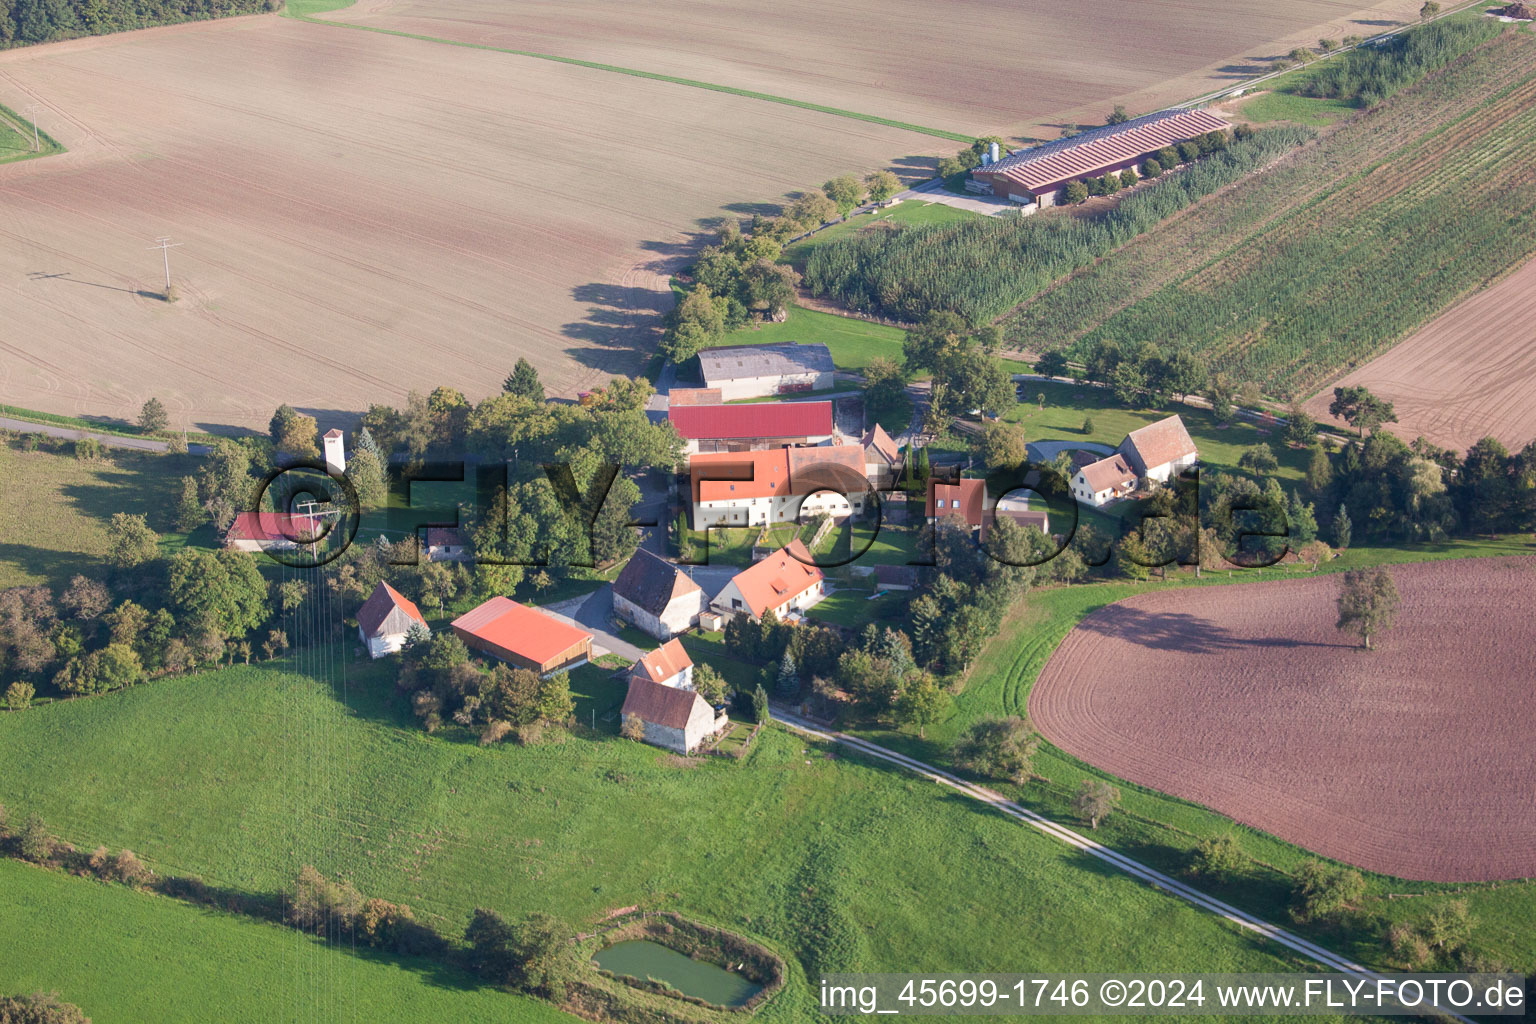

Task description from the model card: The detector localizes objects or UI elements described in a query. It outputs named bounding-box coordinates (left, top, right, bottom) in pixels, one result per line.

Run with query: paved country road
left=766, top=705, right=1478, bottom=1024
left=0, top=415, right=213, bottom=455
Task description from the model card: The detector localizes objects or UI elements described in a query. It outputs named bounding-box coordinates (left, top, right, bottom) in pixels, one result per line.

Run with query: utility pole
left=23, top=105, right=39, bottom=152
left=147, top=237, right=183, bottom=298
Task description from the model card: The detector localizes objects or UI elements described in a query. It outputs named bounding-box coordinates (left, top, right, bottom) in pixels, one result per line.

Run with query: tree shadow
left=1073, top=604, right=1353, bottom=653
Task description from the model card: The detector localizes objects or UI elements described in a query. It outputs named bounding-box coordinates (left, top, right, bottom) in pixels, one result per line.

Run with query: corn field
left=800, top=127, right=1311, bottom=326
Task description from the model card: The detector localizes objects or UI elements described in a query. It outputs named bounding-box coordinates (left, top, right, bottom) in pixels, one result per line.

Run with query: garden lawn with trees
left=0, top=659, right=1367, bottom=1022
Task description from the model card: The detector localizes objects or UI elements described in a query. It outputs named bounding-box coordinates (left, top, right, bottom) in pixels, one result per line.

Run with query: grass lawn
left=1236, top=87, right=1357, bottom=126
left=781, top=200, right=979, bottom=269
left=0, top=859, right=570, bottom=1024
left=852, top=533, right=1536, bottom=975
left=0, top=659, right=1380, bottom=1019
left=804, top=588, right=906, bottom=630
left=1004, top=383, right=1309, bottom=487
left=0, top=445, right=203, bottom=589
left=724, top=303, right=907, bottom=373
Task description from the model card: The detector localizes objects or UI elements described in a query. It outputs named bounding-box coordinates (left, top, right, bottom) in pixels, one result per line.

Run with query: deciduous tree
left=1072, top=779, right=1120, bottom=828
left=1335, top=567, right=1399, bottom=649
left=105, top=512, right=159, bottom=569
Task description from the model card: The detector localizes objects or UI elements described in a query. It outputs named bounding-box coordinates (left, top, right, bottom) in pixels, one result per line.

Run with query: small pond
left=594, top=939, right=762, bottom=1007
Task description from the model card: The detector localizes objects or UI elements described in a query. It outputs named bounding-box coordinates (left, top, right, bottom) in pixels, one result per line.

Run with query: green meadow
left=0, top=659, right=1359, bottom=1021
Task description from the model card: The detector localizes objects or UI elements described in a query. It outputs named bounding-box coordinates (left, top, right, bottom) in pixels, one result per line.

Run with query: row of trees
left=0, top=0, right=277, bottom=48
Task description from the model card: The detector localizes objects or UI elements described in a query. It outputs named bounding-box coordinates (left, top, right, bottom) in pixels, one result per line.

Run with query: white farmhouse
left=612, top=550, right=706, bottom=641
left=1118, top=414, right=1199, bottom=484
left=711, top=540, right=826, bottom=622
left=356, top=581, right=428, bottom=659
left=621, top=677, right=728, bottom=754
left=1071, top=454, right=1140, bottom=508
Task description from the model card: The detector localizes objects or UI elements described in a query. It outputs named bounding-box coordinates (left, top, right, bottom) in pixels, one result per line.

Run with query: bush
left=4, top=682, right=34, bottom=711
left=72, top=438, right=103, bottom=461
left=1188, top=834, right=1245, bottom=880
left=108, top=849, right=152, bottom=887
left=0, top=992, right=90, bottom=1024
left=951, top=717, right=1040, bottom=784
left=17, top=814, right=52, bottom=863
left=1289, top=860, right=1365, bottom=923
left=288, top=865, right=363, bottom=935
left=1140, top=158, right=1162, bottom=178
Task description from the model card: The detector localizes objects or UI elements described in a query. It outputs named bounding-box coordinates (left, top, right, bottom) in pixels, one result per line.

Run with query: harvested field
left=1029, top=557, right=1536, bottom=882
left=320, top=0, right=1426, bottom=139
left=0, top=17, right=937, bottom=432
left=1304, top=255, right=1536, bottom=452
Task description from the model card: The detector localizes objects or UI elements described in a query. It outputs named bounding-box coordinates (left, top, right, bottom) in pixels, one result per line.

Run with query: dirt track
left=0, top=17, right=939, bottom=431
left=1029, top=557, right=1536, bottom=882
left=1305, top=256, right=1536, bottom=453
left=324, top=0, right=1426, bottom=139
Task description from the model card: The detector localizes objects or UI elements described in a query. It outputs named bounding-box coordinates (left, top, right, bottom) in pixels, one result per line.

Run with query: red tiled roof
left=692, top=449, right=791, bottom=502
left=982, top=508, right=1051, bottom=540
left=623, top=676, right=709, bottom=730
left=1122, top=414, right=1197, bottom=472
left=669, top=401, right=832, bottom=441
left=728, top=540, right=824, bottom=619
left=357, top=581, right=426, bottom=638
left=451, top=598, right=592, bottom=666
left=1079, top=455, right=1139, bottom=494
left=926, top=477, right=987, bottom=526
left=976, top=109, right=1230, bottom=194
left=225, top=511, right=322, bottom=543
left=690, top=444, right=866, bottom=504
left=630, top=638, right=693, bottom=685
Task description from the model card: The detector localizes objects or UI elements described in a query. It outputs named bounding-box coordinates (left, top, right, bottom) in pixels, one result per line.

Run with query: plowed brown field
left=0, top=17, right=939, bottom=431
left=323, top=0, right=1425, bottom=138
left=1305, top=257, right=1536, bottom=453
left=1029, top=557, right=1536, bottom=882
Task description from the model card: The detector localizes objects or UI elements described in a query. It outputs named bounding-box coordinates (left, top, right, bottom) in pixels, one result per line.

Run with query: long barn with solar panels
left=969, top=108, right=1230, bottom=213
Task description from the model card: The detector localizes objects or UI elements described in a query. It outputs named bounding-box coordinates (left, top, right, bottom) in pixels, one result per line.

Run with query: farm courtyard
left=1029, top=557, right=1536, bottom=883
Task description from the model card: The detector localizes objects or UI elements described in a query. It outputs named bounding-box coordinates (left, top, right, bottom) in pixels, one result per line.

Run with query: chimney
left=989, top=141, right=1001, bottom=164
left=323, top=429, right=346, bottom=476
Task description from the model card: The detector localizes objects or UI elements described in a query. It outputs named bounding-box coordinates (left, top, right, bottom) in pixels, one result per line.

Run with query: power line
left=22, top=104, right=39, bottom=152
left=146, top=236, right=183, bottom=298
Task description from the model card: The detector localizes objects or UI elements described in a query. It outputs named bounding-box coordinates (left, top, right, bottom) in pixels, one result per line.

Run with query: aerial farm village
left=2, top=0, right=1536, bottom=1020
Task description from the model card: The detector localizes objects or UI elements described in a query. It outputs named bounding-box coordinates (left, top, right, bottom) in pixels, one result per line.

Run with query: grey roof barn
left=612, top=549, right=702, bottom=617
left=698, top=342, right=833, bottom=383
